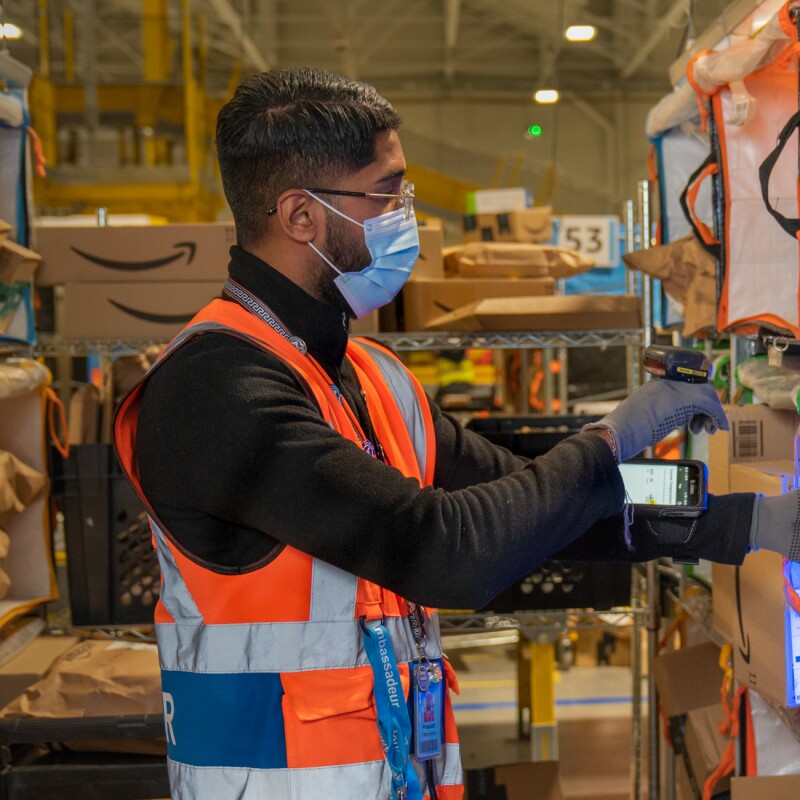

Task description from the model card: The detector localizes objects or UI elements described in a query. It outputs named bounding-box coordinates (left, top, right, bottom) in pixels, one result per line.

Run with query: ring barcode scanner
left=643, top=344, right=711, bottom=384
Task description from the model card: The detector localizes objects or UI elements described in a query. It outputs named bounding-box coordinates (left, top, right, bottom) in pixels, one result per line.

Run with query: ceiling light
left=0, top=23, right=22, bottom=40
left=534, top=89, right=559, bottom=104
left=565, top=25, right=596, bottom=42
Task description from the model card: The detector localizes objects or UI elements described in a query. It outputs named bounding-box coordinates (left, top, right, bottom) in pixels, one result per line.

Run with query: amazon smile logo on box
left=69, top=242, right=197, bottom=273
left=34, top=222, right=235, bottom=285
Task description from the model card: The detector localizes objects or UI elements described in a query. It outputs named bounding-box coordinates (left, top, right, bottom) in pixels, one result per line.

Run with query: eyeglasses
left=267, top=179, right=415, bottom=220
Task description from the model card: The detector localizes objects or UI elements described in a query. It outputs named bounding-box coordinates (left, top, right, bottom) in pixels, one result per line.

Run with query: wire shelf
left=439, top=608, right=641, bottom=636
left=371, top=329, right=645, bottom=351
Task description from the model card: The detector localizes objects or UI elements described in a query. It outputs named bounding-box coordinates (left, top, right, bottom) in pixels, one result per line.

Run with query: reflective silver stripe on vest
left=156, top=613, right=442, bottom=673
left=150, top=520, right=203, bottom=624
left=154, top=320, right=241, bottom=366
left=354, top=340, right=428, bottom=481
left=412, top=743, right=463, bottom=792
left=310, top=560, right=357, bottom=622
left=167, top=757, right=390, bottom=800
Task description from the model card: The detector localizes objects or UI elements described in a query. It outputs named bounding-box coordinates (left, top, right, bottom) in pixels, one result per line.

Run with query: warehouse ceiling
left=4, top=0, right=735, bottom=99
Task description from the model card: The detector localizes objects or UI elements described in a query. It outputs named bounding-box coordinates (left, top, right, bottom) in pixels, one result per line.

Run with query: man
left=114, top=68, right=798, bottom=800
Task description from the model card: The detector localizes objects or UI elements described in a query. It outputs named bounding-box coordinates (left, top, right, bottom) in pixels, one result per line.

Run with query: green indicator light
left=528, top=124, right=542, bottom=137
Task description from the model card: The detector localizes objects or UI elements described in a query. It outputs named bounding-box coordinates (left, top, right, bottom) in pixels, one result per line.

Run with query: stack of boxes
left=397, top=190, right=559, bottom=333
left=709, top=405, right=800, bottom=711
left=381, top=188, right=642, bottom=333
left=34, top=222, right=236, bottom=339
left=659, top=403, right=800, bottom=795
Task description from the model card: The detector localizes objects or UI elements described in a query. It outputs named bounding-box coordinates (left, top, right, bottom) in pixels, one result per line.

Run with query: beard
left=309, top=208, right=371, bottom=317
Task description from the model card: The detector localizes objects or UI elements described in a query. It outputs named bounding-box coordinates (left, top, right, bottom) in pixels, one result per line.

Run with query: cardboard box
left=445, top=241, right=593, bottom=279
left=684, top=704, right=730, bottom=796
left=731, top=775, right=800, bottom=798
left=468, top=187, right=532, bottom=214
left=463, top=208, right=553, bottom=244
left=715, top=547, right=799, bottom=708
left=33, top=222, right=236, bottom=285
left=652, top=642, right=722, bottom=719
left=402, top=277, right=555, bottom=332
left=426, top=294, right=642, bottom=333
left=712, top=458, right=800, bottom=651
left=465, top=761, right=562, bottom=800
left=53, top=281, right=222, bottom=338
left=349, top=310, right=379, bottom=335
left=729, top=460, right=799, bottom=496
left=0, top=240, right=41, bottom=284
left=415, top=220, right=444, bottom=279
left=706, top=405, right=799, bottom=495
left=0, top=633, right=79, bottom=709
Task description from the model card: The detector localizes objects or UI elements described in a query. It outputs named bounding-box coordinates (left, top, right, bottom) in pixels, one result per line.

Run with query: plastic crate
left=479, top=560, right=632, bottom=612
left=468, top=414, right=632, bottom=612
left=0, top=715, right=168, bottom=800
left=466, top=414, right=602, bottom=459
left=51, top=444, right=159, bottom=626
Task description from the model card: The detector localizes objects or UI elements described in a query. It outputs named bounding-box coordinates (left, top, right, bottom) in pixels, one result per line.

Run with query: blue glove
left=582, top=380, right=728, bottom=462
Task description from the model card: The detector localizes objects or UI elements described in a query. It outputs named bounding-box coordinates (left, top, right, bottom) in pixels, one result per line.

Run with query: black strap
left=758, top=108, right=800, bottom=239
left=679, top=152, right=721, bottom=257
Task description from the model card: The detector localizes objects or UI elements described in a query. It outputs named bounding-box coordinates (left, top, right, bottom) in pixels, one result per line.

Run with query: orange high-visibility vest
left=114, top=298, right=464, bottom=800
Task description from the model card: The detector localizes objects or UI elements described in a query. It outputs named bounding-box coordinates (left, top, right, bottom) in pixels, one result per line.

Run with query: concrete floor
left=449, top=640, right=647, bottom=800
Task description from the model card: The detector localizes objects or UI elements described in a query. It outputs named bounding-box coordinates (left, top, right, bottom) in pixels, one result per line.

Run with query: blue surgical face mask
left=306, top=192, right=420, bottom=319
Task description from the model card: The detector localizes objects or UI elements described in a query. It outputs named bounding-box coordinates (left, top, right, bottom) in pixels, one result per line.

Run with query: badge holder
left=407, top=603, right=445, bottom=761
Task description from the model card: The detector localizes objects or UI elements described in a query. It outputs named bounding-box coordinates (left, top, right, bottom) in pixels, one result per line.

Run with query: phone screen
left=618, top=462, right=695, bottom=506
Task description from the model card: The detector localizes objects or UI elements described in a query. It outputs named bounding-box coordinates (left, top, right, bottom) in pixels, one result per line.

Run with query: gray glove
left=750, top=491, right=800, bottom=561
left=582, top=379, right=729, bottom=462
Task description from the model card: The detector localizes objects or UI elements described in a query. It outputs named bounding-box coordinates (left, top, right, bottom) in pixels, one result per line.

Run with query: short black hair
left=216, top=67, right=401, bottom=248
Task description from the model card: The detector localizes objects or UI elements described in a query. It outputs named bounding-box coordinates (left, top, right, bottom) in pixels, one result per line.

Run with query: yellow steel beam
left=181, top=0, right=200, bottom=184
left=143, top=0, right=172, bottom=82
left=63, top=8, right=74, bottom=82
left=49, top=84, right=185, bottom=127
left=30, top=77, right=58, bottom=167
left=34, top=178, right=224, bottom=222
left=405, top=164, right=480, bottom=216
left=38, top=0, right=50, bottom=78
left=507, top=149, right=526, bottom=187
left=516, top=637, right=558, bottom=761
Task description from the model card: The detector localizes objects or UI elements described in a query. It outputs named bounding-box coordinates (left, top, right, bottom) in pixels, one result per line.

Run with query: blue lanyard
left=361, top=622, right=423, bottom=800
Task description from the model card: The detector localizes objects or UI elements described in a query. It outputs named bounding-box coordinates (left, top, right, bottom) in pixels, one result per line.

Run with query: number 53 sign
left=556, top=215, right=620, bottom=268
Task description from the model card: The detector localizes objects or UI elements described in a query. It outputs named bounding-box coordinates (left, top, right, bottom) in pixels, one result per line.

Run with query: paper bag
left=444, top=242, right=594, bottom=279
left=621, top=234, right=716, bottom=337
left=0, top=449, right=45, bottom=526
left=1, top=638, right=165, bottom=754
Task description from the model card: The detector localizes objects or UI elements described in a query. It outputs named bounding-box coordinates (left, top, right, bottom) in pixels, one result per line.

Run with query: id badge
left=411, top=660, right=444, bottom=760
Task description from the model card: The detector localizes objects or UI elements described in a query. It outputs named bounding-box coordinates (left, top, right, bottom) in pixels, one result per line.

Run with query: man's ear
left=273, top=190, right=321, bottom=243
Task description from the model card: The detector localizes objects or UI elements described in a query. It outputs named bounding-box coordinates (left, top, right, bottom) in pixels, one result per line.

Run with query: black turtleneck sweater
left=135, top=246, right=754, bottom=609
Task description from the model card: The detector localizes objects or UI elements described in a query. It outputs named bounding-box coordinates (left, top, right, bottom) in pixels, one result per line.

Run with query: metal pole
left=630, top=569, right=644, bottom=800
left=557, top=346, right=568, bottom=415
left=638, top=178, right=660, bottom=800
left=624, top=199, right=641, bottom=394
left=638, top=181, right=654, bottom=349
left=543, top=347, right=554, bottom=414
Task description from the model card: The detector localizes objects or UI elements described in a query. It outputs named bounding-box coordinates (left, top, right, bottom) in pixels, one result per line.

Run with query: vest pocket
left=281, top=664, right=410, bottom=768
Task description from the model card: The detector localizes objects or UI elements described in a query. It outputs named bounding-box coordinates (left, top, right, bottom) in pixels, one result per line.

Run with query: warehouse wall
left=391, top=92, right=661, bottom=218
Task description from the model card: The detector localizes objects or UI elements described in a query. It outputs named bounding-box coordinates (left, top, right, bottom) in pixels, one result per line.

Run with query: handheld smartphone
left=618, top=459, right=708, bottom=518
